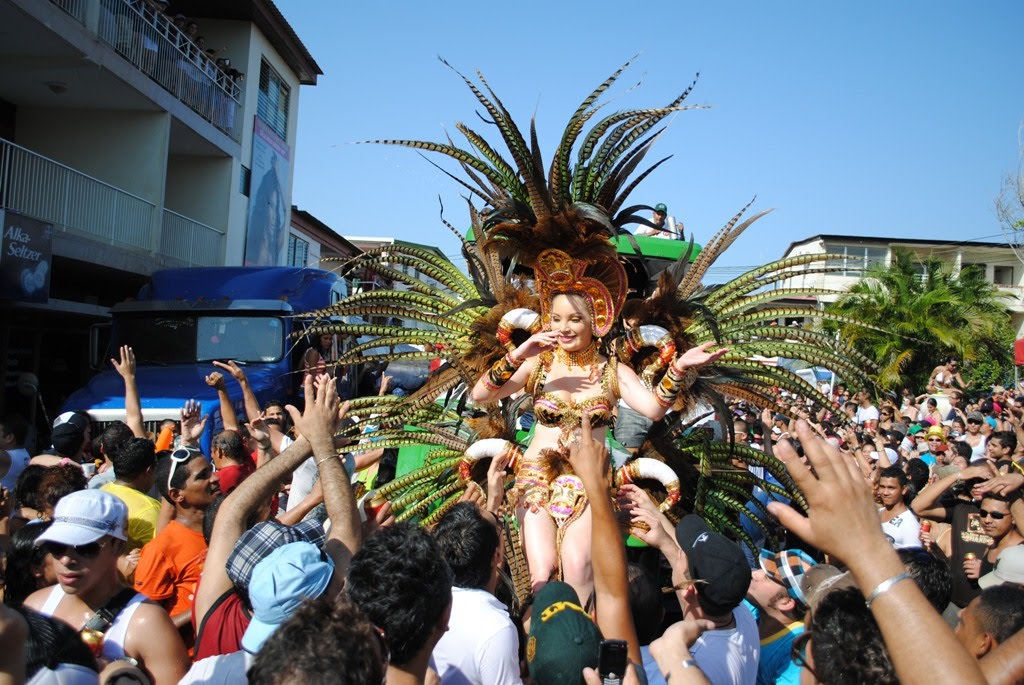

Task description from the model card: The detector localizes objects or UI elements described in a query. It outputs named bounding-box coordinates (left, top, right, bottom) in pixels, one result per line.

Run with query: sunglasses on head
left=167, top=447, right=197, bottom=490
left=979, top=509, right=1008, bottom=520
left=42, top=538, right=109, bottom=559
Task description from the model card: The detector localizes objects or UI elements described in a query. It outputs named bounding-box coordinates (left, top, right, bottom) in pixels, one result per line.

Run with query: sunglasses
left=967, top=420, right=982, bottom=425
left=979, top=509, right=1009, bottom=521
left=791, top=632, right=817, bottom=677
left=42, top=538, right=109, bottom=559
left=167, top=447, right=197, bottom=490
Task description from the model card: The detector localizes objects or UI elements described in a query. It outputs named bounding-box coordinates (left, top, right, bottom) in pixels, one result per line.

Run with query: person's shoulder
left=22, top=585, right=55, bottom=612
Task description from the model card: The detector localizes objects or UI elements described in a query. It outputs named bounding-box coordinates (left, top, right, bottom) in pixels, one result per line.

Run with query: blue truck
left=61, top=266, right=352, bottom=454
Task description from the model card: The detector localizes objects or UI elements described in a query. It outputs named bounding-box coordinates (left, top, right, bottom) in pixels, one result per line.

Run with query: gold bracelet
left=316, top=454, right=336, bottom=467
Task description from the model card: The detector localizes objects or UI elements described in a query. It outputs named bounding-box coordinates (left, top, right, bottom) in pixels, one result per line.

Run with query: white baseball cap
left=35, top=490, right=128, bottom=547
left=979, top=546, right=1024, bottom=589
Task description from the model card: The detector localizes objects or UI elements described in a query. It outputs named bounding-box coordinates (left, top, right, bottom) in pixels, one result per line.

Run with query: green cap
left=654, top=203, right=668, bottom=213
left=527, top=582, right=601, bottom=684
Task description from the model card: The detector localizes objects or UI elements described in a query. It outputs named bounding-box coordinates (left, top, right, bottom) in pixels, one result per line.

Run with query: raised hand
left=567, top=411, right=608, bottom=485
left=973, top=471, right=1024, bottom=498
left=212, top=359, right=247, bottom=383
left=245, top=412, right=271, bottom=449
left=285, top=375, right=346, bottom=445
left=766, top=421, right=889, bottom=567
left=674, top=341, right=729, bottom=371
left=629, top=506, right=674, bottom=551
left=486, top=449, right=511, bottom=513
left=180, top=400, right=208, bottom=445
left=512, top=329, right=560, bottom=361
left=110, top=345, right=136, bottom=379
left=204, top=370, right=226, bottom=391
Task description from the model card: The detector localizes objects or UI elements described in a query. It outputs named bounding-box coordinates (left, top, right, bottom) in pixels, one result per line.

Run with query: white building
left=777, top=234, right=1024, bottom=335
left=0, top=0, right=320, bottom=416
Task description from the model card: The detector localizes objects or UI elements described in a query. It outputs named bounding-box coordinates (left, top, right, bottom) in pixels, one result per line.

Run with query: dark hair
left=346, top=522, right=453, bottom=665
left=878, top=466, right=907, bottom=489
left=97, top=422, right=134, bottom=458
left=248, top=596, right=385, bottom=685
left=51, top=429, right=84, bottom=458
left=3, top=521, right=53, bottom=607
left=212, top=430, right=246, bottom=463
left=38, top=465, right=88, bottom=513
left=154, top=450, right=205, bottom=502
left=14, top=465, right=48, bottom=511
left=431, top=502, right=499, bottom=590
left=18, top=606, right=98, bottom=679
left=953, top=441, right=972, bottom=460
left=809, top=587, right=897, bottom=685
left=0, top=414, right=29, bottom=445
left=990, top=431, right=1017, bottom=453
left=897, top=548, right=951, bottom=613
left=111, top=437, right=156, bottom=481
left=905, top=459, right=930, bottom=494
left=975, top=584, right=1024, bottom=644
left=203, top=494, right=225, bottom=545
left=627, top=563, right=665, bottom=645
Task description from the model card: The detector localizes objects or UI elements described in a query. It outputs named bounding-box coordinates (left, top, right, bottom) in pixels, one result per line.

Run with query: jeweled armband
left=654, top=363, right=698, bottom=408
left=483, top=352, right=524, bottom=391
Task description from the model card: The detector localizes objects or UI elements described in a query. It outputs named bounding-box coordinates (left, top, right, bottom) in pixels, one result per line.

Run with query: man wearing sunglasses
left=913, top=464, right=1024, bottom=611
left=24, top=489, right=189, bottom=684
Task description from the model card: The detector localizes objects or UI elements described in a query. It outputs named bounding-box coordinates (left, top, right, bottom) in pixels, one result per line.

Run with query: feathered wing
left=308, top=62, right=881, bottom=577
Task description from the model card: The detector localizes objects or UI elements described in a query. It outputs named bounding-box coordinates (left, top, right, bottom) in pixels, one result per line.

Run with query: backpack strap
left=82, top=587, right=137, bottom=634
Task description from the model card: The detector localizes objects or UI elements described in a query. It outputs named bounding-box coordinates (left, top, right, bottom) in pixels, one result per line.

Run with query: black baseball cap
left=675, top=515, right=751, bottom=615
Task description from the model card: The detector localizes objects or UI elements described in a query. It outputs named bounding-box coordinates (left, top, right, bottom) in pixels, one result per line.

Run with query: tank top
left=38, top=585, right=146, bottom=661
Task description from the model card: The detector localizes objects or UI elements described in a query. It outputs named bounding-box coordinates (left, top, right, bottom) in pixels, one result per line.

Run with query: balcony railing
left=49, top=0, right=242, bottom=140
left=160, top=209, right=225, bottom=267
left=0, top=138, right=156, bottom=252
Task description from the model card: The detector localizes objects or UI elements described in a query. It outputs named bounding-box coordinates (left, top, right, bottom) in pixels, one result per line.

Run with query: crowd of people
left=1, top=344, right=1024, bottom=685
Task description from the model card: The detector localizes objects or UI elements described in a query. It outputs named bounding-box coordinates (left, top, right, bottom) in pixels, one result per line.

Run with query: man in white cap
left=23, top=489, right=189, bottom=685
left=180, top=540, right=335, bottom=683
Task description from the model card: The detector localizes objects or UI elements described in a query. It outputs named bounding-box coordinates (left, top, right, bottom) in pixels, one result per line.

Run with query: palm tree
left=827, top=247, right=1013, bottom=390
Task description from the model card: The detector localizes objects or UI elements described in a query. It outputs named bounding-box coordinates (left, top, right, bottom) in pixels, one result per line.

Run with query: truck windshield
left=114, top=315, right=284, bottom=364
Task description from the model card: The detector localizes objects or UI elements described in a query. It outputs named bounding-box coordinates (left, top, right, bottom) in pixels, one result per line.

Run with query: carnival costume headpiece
left=305, top=59, right=880, bottom=612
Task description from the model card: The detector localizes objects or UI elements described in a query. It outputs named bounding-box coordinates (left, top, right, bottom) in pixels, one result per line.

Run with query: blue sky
left=276, top=1, right=1024, bottom=283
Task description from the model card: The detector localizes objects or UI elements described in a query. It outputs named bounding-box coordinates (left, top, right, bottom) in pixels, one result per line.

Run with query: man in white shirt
left=855, top=391, right=880, bottom=431
left=673, top=515, right=760, bottom=685
left=878, top=466, right=921, bottom=549
left=431, top=502, right=522, bottom=685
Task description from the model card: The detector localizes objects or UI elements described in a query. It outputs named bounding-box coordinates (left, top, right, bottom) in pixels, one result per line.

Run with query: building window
left=240, top=165, right=251, bottom=197
left=961, top=262, right=986, bottom=277
left=288, top=234, right=309, bottom=267
left=823, top=243, right=887, bottom=277
left=994, top=265, right=1015, bottom=286
left=258, top=60, right=290, bottom=139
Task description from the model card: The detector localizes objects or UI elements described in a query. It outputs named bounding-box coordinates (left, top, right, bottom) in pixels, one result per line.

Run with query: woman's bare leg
left=523, top=506, right=558, bottom=593
left=559, top=505, right=594, bottom=606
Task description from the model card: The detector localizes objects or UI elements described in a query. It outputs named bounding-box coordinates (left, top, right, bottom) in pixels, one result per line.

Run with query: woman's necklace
left=555, top=343, right=597, bottom=370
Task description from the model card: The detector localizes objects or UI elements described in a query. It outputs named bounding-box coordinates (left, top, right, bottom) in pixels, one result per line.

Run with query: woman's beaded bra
left=527, top=352, right=619, bottom=433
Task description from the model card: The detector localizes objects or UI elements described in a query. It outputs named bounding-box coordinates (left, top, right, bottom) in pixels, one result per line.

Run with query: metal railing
left=49, top=0, right=88, bottom=22
left=160, top=209, right=225, bottom=266
left=89, top=0, right=242, bottom=140
left=0, top=138, right=156, bottom=252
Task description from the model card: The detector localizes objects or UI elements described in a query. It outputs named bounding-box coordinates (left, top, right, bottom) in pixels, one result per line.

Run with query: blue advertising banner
left=0, top=210, right=52, bottom=303
left=244, top=117, right=292, bottom=266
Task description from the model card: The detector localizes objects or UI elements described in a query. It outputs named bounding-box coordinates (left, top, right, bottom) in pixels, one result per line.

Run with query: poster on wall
left=0, top=210, right=52, bottom=303
left=244, top=117, right=292, bottom=266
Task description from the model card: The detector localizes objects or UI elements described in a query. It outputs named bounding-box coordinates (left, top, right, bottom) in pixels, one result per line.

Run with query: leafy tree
left=826, top=247, right=1013, bottom=391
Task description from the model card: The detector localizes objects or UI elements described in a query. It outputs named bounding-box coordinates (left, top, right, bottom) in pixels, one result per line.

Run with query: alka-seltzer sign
left=0, top=210, right=52, bottom=303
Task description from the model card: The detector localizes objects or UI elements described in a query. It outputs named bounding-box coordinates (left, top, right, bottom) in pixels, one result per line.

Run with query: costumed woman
left=470, top=248, right=726, bottom=604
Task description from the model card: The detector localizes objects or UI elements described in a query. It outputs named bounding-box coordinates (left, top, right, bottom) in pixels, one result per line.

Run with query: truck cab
left=61, top=266, right=349, bottom=454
